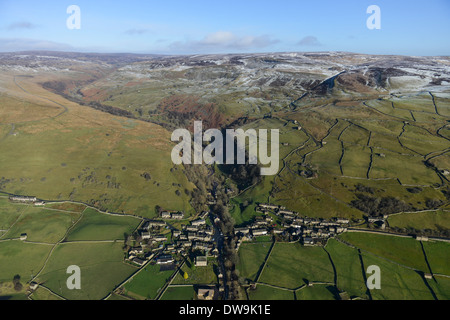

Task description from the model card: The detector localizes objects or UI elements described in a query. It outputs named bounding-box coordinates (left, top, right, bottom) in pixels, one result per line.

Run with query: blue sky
left=0, top=0, right=449, bottom=55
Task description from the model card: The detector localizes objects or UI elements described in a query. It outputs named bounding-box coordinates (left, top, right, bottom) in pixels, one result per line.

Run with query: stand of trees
left=351, top=194, right=411, bottom=216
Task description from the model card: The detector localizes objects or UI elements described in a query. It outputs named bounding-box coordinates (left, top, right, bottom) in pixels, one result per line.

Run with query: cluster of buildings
left=234, top=203, right=350, bottom=246
left=160, top=211, right=184, bottom=220
left=9, top=195, right=45, bottom=206
left=126, top=211, right=218, bottom=269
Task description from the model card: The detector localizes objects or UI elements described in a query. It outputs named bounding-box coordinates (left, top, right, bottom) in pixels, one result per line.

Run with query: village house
left=177, top=240, right=192, bottom=248
left=140, top=231, right=151, bottom=240
left=251, top=228, right=268, bottom=237
left=199, top=211, right=209, bottom=219
left=131, top=257, right=146, bottom=266
left=156, top=254, right=174, bottom=265
left=302, top=237, right=315, bottom=246
left=171, top=212, right=184, bottom=219
left=258, top=203, right=279, bottom=210
left=129, top=247, right=144, bottom=255
left=336, top=218, right=349, bottom=224
left=197, top=287, right=215, bottom=300
left=195, top=256, right=208, bottom=267
left=29, top=282, right=39, bottom=291
left=146, top=220, right=166, bottom=228
left=191, top=218, right=206, bottom=226
left=235, top=227, right=250, bottom=235
left=172, top=230, right=181, bottom=238
left=153, top=235, right=167, bottom=242
left=161, top=211, right=171, bottom=219
left=291, top=219, right=303, bottom=228
left=186, top=226, right=199, bottom=232
left=9, top=195, right=37, bottom=203
left=165, top=244, right=176, bottom=252
left=367, top=216, right=384, bottom=223
left=204, top=226, right=214, bottom=235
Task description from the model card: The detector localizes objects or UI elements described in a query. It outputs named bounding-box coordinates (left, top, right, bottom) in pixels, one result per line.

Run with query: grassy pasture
left=366, top=100, right=414, bottom=121
left=123, top=263, right=174, bottom=300
left=3, top=206, right=77, bottom=243
left=421, top=241, right=450, bottom=275
left=427, top=275, right=450, bottom=300
left=237, top=242, right=272, bottom=282
left=248, top=285, right=294, bottom=300
left=370, top=150, right=441, bottom=185
left=172, top=258, right=219, bottom=285
left=66, top=207, right=140, bottom=241
left=0, top=281, right=28, bottom=300
left=433, top=95, right=450, bottom=118
left=400, top=125, right=449, bottom=156
left=339, top=123, right=370, bottom=146
left=38, top=242, right=135, bottom=300
left=230, top=175, right=275, bottom=225
left=0, top=92, right=63, bottom=124
left=325, top=239, right=369, bottom=299
left=388, top=210, right=450, bottom=232
left=29, top=286, right=63, bottom=300
left=429, top=153, right=450, bottom=172
left=295, top=284, right=338, bottom=300
left=271, top=172, right=363, bottom=219
left=361, top=252, right=434, bottom=300
left=0, top=74, right=194, bottom=218
left=161, top=286, right=195, bottom=300
left=341, top=144, right=371, bottom=178
left=0, top=241, right=52, bottom=282
left=258, top=243, right=334, bottom=289
left=0, top=198, right=25, bottom=231
left=338, top=232, right=429, bottom=272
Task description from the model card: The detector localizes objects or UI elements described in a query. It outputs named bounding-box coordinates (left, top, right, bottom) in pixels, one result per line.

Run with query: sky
left=0, top=0, right=449, bottom=56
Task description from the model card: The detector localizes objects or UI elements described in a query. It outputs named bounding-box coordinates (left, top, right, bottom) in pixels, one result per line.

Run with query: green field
left=0, top=197, right=25, bottom=230
left=3, top=206, right=77, bottom=243
left=161, top=286, right=195, bottom=300
left=295, top=284, right=338, bottom=300
left=0, top=77, right=195, bottom=218
left=325, top=239, right=369, bottom=299
left=37, top=242, right=135, bottom=300
left=427, top=275, right=450, bottom=300
left=172, top=257, right=219, bottom=285
left=237, top=242, right=272, bottom=281
left=421, top=241, right=450, bottom=275
left=29, top=286, right=63, bottom=300
left=388, top=210, right=450, bottom=232
left=0, top=281, right=28, bottom=300
left=66, top=207, right=140, bottom=241
left=338, top=232, right=429, bottom=272
left=0, top=241, right=52, bottom=283
left=258, top=243, right=334, bottom=289
left=360, top=252, right=434, bottom=300
left=248, top=285, right=294, bottom=300
left=123, top=263, right=175, bottom=300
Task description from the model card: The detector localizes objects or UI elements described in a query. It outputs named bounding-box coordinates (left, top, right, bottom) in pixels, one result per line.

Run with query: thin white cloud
left=0, top=38, right=73, bottom=52
left=7, top=22, right=38, bottom=30
left=297, top=36, right=323, bottom=47
left=124, top=28, right=150, bottom=35
left=168, top=31, right=280, bottom=53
